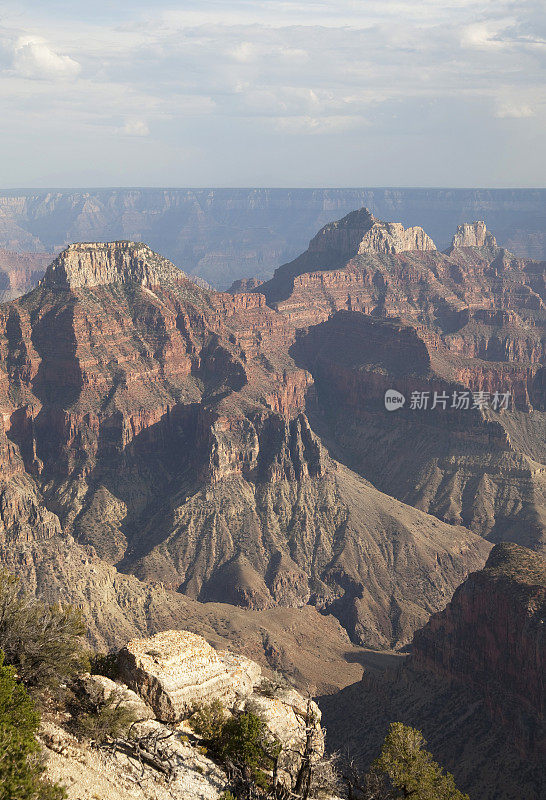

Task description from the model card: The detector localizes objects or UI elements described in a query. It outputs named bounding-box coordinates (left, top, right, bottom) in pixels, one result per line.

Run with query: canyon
left=1, top=188, right=545, bottom=289
left=0, top=205, right=542, bottom=799
left=258, top=209, right=545, bottom=552
left=0, top=236, right=490, bottom=657
left=0, top=248, right=51, bottom=301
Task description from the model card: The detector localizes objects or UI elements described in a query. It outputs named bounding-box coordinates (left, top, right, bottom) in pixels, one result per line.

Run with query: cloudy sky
left=1, top=0, right=544, bottom=187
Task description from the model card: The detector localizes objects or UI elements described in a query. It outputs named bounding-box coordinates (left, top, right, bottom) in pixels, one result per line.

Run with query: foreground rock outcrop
left=117, top=630, right=324, bottom=788
left=118, top=630, right=262, bottom=722
left=43, top=629, right=327, bottom=800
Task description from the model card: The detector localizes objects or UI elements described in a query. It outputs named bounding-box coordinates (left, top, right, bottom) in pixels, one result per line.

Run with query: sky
left=0, top=0, right=545, bottom=188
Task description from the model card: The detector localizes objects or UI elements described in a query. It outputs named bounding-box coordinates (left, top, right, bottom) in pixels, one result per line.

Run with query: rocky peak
left=308, top=207, right=436, bottom=258
left=42, top=241, right=184, bottom=290
left=357, top=220, right=436, bottom=255
left=450, top=221, right=497, bottom=249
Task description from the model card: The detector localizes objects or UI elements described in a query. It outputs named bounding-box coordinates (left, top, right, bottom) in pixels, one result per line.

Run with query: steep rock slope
left=0, top=240, right=488, bottom=651
left=412, top=542, right=545, bottom=735
left=259, top=209, right=545, bottom=550
left=320, top=543, right=546, bottom=800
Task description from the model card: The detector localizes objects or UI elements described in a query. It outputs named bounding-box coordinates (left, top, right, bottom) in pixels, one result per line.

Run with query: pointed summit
left=308, top=208, right=436, bottom=259
left=42, top=241, right=184, bottom=290
left=450, top=221, right=497, bottom=250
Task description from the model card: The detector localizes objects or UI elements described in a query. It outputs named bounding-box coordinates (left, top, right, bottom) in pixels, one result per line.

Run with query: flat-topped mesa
left=42, top=241, right=184, bottom=290
left=308, top=207, right=436, bottom=259
left=450, top=221, right=497, bottom=249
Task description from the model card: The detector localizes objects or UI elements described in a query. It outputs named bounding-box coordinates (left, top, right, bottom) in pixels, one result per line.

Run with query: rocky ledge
left=117, top=630, right=262, bottom=723
left=47, top=629, right=325, bottom=799
left=41, top=241, right=185, bottom=289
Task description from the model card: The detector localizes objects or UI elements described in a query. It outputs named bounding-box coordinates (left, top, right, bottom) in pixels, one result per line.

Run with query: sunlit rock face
left=42, top=241, right=184, bottom=289
left=450, top=221, right=497, bottom=249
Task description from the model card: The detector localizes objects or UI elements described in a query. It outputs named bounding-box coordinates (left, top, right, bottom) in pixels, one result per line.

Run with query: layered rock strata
left=118, top=630, right=261, bottom=722
left=116, top=629, right=324, bottom=790
left=320, top=543, right=546, bottom=800
left=411, top=542, right=545, bottom=742
left=0, top=238, right=490, bottom=649
left=257, top=209, right=545, bottom=550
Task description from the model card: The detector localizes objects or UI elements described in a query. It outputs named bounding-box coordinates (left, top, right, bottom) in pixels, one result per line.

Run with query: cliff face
left=0, top=248, right=50, bottom=301
left=257, top=208, right=545, bottom=551
left=0, top=239, right=490, bottom=652
left=291, top=311, right=545, bottom=551
left=450, top=220, right=497, bottom=249
left=411, top=542, right=545, bottom=738
left=42, top=241, right=184, bottom=289
left=357, top=220, right=436, bottom=254
left=319, top=543, right=546, bottom=800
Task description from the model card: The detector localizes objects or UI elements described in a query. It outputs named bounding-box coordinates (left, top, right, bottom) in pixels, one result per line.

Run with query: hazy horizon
left=2, top=185, right=546, bottom=192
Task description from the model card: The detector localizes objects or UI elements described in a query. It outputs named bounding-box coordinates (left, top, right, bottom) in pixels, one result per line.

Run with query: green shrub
left=73, top=693, right=136, bottom=745
left=190, top=702, right=279, bottom=790
left=218, top=711, right=279, bottom=788
left=372, top=722, right=470, bottom=800
left=0, top=571, right=85, bottom=689
left=189, top=698, right=227, bottom=742
left=0, top=652, right=66, bottom=800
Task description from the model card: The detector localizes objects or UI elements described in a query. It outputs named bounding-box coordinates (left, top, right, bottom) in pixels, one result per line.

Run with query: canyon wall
left=1, top=188, right=545, bottom=288
left=411, top=541, right=545, bottom=749
left=319, top=542, right=546, bottom=800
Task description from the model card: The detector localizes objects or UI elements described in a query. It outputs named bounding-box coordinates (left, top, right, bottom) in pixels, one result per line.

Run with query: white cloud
left=460, top=22, right=506, bottom=49
left=275, top=114, right=367, bottom=134
left=122, top=119, right=150, bottom=136
left=12, top=36, right=80, bottom=80
left=229, top=40, right=308, bottom=64
left=230, top=41, right=260, bottom=63
left=0, top=0, right=544, bottom=185
left=495, top=103, right=535, bottom=118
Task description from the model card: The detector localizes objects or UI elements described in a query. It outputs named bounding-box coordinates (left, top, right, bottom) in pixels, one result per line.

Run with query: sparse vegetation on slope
left=0, top=570, right=85, bottom=691
left=0, top=654, right=66, bottom=800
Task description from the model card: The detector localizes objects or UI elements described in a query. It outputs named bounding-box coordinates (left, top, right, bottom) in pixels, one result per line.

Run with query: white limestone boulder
left=117, top=630, right=261, bottom=722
